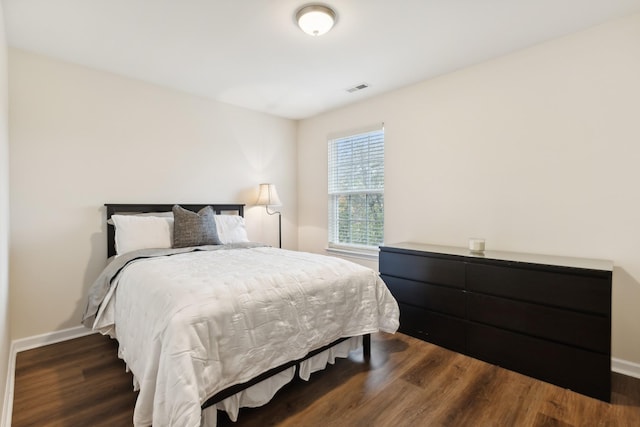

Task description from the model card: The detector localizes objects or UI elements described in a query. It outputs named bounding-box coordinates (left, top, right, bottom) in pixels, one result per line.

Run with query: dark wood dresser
left=379, top=242, right=613, bottom=401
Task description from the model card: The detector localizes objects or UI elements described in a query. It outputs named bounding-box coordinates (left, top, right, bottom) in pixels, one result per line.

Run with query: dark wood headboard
left=105, top=203, right=245, bottom=258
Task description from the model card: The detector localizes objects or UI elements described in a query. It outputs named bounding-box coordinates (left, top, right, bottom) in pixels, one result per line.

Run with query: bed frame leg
left=363, top=334, right=371, bottom=361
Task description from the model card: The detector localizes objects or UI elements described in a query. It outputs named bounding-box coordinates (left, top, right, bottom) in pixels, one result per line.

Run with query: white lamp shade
left=296, top=5, right=336, bottom=36
left=256, top=183, right=282, bottom=207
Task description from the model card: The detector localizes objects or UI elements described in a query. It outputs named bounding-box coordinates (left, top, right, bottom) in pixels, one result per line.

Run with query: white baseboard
left=612, top=357, right=640, bottom=379
left=2, top=326, right=95, bottom=427
left=1, top=341, right=16, bottom=427
left=10, top=325, right=95, bottom=354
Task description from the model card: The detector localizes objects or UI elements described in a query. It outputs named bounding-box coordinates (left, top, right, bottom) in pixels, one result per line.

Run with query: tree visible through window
left=328, top=128, right=384, bottom=250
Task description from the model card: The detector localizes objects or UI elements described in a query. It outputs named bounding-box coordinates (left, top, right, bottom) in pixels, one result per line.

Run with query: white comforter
left=93, top=246, right=399, bottom=427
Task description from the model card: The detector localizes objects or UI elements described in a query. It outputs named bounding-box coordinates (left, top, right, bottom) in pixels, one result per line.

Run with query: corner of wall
left=1, top=2, right=12, bottom=425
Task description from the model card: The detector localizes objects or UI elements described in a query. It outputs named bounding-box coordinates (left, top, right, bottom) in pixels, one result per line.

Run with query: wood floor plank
left=608, top=372, right=640, bottom=426
left=12, top=332, right=640, bottom=427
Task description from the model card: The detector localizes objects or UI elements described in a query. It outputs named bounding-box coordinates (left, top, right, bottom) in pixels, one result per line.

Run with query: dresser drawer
left=379, top=251, right=465, bottom=289
left=382, top=275, right=466, bottom=318
left=467, top=323, right=610, bottom=401
left=398, top=303, right=466, bottom=353
left=467, top=293, right=609, bottom=353
left=466, top=263, right=611, bottom=315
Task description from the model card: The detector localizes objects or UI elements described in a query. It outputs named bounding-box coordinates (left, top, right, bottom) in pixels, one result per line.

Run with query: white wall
left=8, top=49, right=298, bottom=339
left=0, top=2, right=11, bottom=421
left=298, top=14, right=640, bottom=365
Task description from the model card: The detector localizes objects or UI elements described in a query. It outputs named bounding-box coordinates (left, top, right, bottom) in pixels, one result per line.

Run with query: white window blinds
left=328, top=128, right=384, bottom=250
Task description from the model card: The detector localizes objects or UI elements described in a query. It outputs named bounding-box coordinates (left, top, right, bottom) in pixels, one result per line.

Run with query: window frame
left=327, top=126, right=384, bottom=257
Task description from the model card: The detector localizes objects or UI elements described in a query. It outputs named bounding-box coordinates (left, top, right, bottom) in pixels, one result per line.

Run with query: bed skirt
left=201, top=336, right=363, bottom=427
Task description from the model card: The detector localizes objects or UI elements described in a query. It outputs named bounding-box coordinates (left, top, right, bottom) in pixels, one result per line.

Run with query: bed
left=82, top=203, right=400, bottom=427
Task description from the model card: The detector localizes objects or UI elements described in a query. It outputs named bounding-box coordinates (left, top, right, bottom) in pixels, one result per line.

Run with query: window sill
left=325, top=246, right=379, bottom=261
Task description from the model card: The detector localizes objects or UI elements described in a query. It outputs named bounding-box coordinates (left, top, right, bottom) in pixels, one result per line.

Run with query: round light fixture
left=296, top=4, right=336, bottom=36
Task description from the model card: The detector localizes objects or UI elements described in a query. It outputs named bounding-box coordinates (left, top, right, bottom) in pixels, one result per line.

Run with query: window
left=328, top=127, right=384, bottom=253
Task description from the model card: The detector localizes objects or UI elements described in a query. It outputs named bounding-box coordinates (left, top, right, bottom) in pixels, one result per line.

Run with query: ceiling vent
left=346, top=83, right=369, bottom=93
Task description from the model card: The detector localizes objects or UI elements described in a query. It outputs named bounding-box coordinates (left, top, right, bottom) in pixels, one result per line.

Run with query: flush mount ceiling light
left=296, top=4, right=336, bottom=36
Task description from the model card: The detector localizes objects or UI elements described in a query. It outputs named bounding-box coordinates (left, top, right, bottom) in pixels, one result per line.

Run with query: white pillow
left=111, top=214, right=174, bottom=255
left=106, top=211, right=173, bottom=225
left=214, top=215, right=249, bottom=244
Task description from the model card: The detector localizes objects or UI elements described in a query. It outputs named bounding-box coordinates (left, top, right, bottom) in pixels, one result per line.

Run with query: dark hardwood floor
left=12, top=332, right=640, bottom=426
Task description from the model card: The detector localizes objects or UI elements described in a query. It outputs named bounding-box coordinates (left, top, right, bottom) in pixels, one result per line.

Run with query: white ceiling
left=4, top=0, right=640, bottom=120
